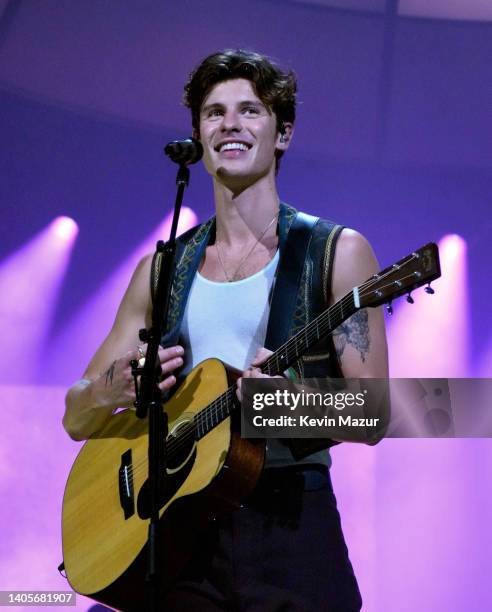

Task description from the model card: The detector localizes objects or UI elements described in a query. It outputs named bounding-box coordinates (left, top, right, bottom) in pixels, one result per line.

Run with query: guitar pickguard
left=137, top=447, right=196, bottom=520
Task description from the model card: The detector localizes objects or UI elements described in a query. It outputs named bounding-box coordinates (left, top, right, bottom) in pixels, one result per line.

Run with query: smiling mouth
left=216, top=142, right=251, bottom=153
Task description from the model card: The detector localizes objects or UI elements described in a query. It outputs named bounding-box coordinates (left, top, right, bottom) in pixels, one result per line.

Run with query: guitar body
left=62, top=358, right=265, bottom=610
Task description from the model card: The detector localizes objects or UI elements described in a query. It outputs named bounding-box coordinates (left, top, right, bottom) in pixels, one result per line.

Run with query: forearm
left=62, top=344, right=183, bottom=441
left=63, top=377, right=118, bottom=441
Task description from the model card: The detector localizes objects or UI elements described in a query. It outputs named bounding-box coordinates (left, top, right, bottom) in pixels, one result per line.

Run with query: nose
left=220, top=109, right=242, bottom=132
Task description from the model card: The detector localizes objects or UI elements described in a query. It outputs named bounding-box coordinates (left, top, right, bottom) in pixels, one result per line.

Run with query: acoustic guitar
left=61, top=243, right=440, bottom=609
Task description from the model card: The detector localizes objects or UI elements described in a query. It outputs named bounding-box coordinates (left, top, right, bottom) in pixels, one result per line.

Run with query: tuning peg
left=386, top=301, right=393, bottom=315
left=406, top=293, right=414, bottom=304
left=424, top=283, right=435, bottom=295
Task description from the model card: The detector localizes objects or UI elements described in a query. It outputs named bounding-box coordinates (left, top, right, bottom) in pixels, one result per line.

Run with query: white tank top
left=180, top=250, right=280, bottom=374
left=179, top=248, right=331, bottom=469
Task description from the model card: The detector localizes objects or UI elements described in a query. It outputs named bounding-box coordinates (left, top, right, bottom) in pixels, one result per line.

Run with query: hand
left=236, top=347, right=283, bottom=402
left=91, top=345, right=184, bottom=410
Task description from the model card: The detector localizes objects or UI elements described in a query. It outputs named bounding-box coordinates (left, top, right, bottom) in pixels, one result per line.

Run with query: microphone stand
left=130, top=160, right=193, bottom=612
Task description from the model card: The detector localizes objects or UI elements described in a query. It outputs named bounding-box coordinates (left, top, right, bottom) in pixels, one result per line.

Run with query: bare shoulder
left=117, top=253, right=154, bottom=315
left=336, top=228, right=374, bottom=253
left=331, top=229, right=379, bottom=303
left=130, top=252, right=154, bottom=286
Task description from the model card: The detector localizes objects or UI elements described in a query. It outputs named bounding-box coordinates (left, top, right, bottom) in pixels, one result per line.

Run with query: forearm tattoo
left=333, top=309, right=370, bottom=363
left=103, top=361, right=117, bottom=387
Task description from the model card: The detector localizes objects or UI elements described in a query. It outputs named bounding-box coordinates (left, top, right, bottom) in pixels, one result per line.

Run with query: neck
left=213, top=171, right=280, bottom=246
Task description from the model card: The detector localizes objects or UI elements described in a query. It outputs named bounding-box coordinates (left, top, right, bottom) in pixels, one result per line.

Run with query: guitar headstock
left=358, top=243, right=441, bottom=310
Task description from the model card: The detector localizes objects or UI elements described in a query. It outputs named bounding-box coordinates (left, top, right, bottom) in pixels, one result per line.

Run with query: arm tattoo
left=333, top=309, right=370, bottom=363
left=103, top=361, right=117, bottom=387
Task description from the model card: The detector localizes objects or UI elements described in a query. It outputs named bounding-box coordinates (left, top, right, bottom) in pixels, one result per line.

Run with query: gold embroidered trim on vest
left=322, top=223, right=341, bottom=306
left=152, top=252, right=162, bottom=299
left=167, top=219, right=214, bottom=333
left=151, top=218, right=214, bottom=334
left=301, top=223, right=342, bottom=363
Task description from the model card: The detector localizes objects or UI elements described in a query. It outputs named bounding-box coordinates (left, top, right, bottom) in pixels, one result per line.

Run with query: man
left=63, top=49, right=388, bottom=611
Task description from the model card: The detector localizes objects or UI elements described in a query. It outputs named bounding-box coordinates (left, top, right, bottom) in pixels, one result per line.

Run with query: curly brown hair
left=183, top=49, right=297, bottom=169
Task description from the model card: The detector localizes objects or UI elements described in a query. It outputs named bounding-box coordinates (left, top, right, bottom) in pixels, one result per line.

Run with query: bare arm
left=331, top=229, right=388, bottom=379
left=329, top=229, right=389, bottom=444
left=62, top=255, right=183, bottom=441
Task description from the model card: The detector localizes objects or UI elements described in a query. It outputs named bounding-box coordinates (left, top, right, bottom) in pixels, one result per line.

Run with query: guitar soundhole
left=166, top=417, right=196, bottom=472
left=136, top=417, right=197, bottom=519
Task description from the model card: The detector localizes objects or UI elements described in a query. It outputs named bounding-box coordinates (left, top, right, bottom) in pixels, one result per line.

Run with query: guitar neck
left=194, top=290, right=357, bottom=441
left=261, top=290, right=357, bottom=376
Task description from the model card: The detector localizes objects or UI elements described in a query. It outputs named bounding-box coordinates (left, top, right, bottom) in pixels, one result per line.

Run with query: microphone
left=164, top=138, right=203, bottom=165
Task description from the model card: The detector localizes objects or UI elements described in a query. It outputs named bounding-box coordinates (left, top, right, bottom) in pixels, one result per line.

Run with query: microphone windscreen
left=164, top=138, right=203, bottom=165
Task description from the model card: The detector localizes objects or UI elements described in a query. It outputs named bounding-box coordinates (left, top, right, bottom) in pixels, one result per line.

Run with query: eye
left=243, top=105, right=260, bottom=115
left=205, top=108, right=223, bottom=119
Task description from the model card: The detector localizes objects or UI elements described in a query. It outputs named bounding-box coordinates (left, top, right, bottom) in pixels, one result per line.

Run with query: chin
left=217, top=163, right=271, bottom=182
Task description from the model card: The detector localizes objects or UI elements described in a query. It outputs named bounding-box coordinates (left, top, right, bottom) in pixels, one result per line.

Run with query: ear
left=192, top=127, right=201, bottom=141
left=275, top=122, right=294, bottom=152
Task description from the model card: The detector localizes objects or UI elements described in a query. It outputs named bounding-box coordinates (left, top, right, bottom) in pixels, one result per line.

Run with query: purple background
left=1, top=2, right=491, bottom=610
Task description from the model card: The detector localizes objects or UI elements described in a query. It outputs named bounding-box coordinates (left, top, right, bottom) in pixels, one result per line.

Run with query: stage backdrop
left=1, top=2, right=491, bottom=611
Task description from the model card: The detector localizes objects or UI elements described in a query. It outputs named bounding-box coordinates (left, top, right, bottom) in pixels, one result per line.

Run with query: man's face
left=198, top=78, right=289, bottom=189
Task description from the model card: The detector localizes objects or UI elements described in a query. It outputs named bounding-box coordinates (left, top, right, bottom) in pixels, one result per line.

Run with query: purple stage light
left=387, top=234, right=470, bottom=377
left=52, top=216, right=79, bottom=241
left=440, top=233, right=464, bottom=259
left=0, top=218, right=79, bottom=385
left=46, top=207, right=197, bottom=385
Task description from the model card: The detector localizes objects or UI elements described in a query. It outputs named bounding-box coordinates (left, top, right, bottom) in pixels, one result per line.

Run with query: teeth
left=220, top=142, right=248, bottom=152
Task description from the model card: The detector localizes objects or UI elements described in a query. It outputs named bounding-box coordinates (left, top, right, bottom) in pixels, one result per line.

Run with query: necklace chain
left=215, top=213, right=278, bottom=282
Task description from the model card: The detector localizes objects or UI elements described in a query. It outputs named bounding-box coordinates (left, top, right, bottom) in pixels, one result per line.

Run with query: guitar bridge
left=118, top=449, right=135, bottom=520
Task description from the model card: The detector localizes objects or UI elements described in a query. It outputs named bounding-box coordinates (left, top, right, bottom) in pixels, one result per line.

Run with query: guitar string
left=120, top=263, right=423, bottom=484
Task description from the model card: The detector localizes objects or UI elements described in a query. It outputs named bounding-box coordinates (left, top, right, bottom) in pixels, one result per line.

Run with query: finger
left=158, top=345, right=184, bottom=362
left=160, top=356, right=183, bottom=375
left=122, top=364, right=136, bottom=382
left=236, top=378, right=242, bottom=402
left=251, top=347, right=273, bottom=365
left=135, top=345, right=183, bottom=370
left=248, top=367, right=263, bottom=377
left=243, top=367, right=271, bottom=382
left=158, top=375, right=177, bottom=392
left=125, top=385, right=137, bottom=401
left=124, top=347, right=143, bottom=363
left=242, top=367, right=256, bottom=378
left=122, top=346, right=148, bottom=373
